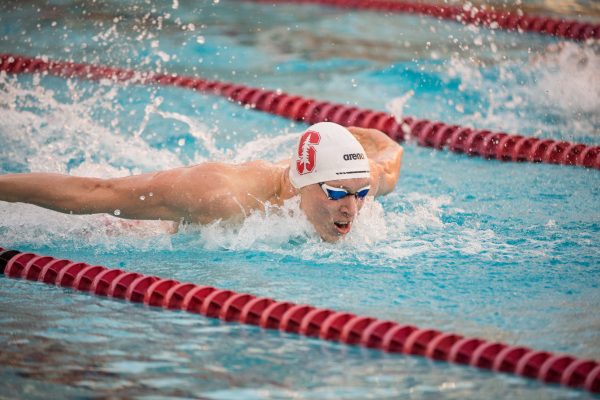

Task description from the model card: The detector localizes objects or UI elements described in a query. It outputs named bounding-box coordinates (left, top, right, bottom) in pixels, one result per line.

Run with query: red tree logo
left=296, top=130, right=320, bottom=175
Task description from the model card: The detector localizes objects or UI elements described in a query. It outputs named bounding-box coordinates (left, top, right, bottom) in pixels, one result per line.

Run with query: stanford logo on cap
left=296, top=130, right=320, bottom=175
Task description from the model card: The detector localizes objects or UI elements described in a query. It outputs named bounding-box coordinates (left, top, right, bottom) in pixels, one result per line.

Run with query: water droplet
left=114, top=209, right=121, bottom=216
left=140, top=196, right=146, bottom=201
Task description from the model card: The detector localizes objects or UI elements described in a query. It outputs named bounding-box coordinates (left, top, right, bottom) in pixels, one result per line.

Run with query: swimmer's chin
left=316, top=235, right=335, bottom=243
left=318, top=229, right=350, bottom=243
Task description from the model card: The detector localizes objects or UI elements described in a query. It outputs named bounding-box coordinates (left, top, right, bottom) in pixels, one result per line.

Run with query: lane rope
left=1, top=54, right=598, bottom=170
left=247, top=0, right=600, bottom=42
left=0, top=247, right=599, bottom=393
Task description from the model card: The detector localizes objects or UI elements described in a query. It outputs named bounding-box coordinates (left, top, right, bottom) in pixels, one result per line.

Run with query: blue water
left=1, top=0, right=599, bottom=398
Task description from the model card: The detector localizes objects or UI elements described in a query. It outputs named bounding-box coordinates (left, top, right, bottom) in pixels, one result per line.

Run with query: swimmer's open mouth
left=334, top=221, right=351, bottom=235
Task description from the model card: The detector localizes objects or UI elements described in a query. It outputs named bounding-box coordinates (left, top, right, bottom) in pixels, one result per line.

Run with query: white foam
left=532, top=42, right=600, bottom=116
left=184, top=197, right=316, bottom=251
left=386, top=90, right=414, bottom=124
left=155, top=110, right=220, bottom=161
left=0, top=202, right=174, bottom=252
left=439, top=42, right=600, bottom=140
left=230, top=132, right=297, bottom=164
left=177, top=190, right=478, bottom=267
left=0, top=74, right=183, bottom=174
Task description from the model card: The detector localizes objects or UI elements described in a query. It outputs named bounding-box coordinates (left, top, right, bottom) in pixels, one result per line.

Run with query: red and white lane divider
left=1, top=54, right=598, bottom=170
left=247, top=0, right=600, bottom=42
left=1, top=248, right=599, bottom=393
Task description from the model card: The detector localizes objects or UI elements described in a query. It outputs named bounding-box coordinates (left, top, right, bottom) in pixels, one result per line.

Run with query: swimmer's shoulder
left=189, top=159, right=285, bottom=193
left=235, top=160, right=293, bottom=205
left=184, top=159, right=287, bottom=198
left=185, top=159, right=278, bottom=173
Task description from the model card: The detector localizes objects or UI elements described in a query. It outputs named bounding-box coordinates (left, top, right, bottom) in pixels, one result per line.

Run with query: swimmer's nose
left=339, top=195, right=358, bottom=218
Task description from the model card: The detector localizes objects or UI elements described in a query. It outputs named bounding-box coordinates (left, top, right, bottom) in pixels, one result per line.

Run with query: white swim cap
left=289, top=122, right=370, bottom=189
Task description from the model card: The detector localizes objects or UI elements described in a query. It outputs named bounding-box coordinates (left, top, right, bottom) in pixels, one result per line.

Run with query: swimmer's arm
left=0, top=171, right=189, bottom=222
left=347, top=126, right=403, bottom=196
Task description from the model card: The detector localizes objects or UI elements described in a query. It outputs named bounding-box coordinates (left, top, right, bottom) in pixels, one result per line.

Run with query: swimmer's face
left=299, top=178, right=370, bottom=243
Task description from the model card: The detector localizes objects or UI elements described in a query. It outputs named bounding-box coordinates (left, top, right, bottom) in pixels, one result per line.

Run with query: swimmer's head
left=289, top=122, right=371, bottom=242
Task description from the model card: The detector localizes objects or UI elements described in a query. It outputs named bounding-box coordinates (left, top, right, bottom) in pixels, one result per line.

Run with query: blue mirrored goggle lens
left=356, top=188, right=370, bottom=199
left=326, top=188, right=349, bottom=200
left=325, top=187, right=370, bottom=200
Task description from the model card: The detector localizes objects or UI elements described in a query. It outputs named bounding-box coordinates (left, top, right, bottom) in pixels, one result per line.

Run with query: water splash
left=230, top=133, right=297, bottom=164
left=0, top=202, right=175, bottom=252
left=183, top=197, right=315, bottom=251
left=386, top=89, right=414, bottom=123
left=0, top=74, right=183, bottom=174
left=166, top=189, right=510, bottom=268
left=155, top=110, right=221, bottom=160
left=437, top=42, right=600, bottom=141
left=532, top=42, right=600, bottom=116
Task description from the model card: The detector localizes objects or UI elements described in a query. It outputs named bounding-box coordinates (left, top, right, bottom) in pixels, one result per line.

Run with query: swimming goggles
left=319, top=182, right=370, bottom=200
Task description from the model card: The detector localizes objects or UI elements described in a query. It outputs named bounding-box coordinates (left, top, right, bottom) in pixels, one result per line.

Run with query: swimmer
left=0, top=122, right=403, bottom=242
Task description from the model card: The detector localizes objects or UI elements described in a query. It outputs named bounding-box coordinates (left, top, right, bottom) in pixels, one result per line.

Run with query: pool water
left=1, top=0, right=599, bottom=398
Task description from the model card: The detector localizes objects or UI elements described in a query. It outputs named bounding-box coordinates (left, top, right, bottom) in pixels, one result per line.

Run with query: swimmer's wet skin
left=0, top=122, right=403, bottom=243
left=322, top=183, right=370, bottom=236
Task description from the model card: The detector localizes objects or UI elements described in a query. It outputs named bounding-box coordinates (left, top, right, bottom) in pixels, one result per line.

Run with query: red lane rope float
left=247, top=0, right=600, bottom=42
left=1, top=54, right=599, bottom=170
left=1, top=248, right=599, bottom=394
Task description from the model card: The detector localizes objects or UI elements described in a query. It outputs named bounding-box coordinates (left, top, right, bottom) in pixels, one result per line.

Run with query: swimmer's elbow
left=372, top=172, right=396, bottom=197
left=372, top=146, right=402, bottom=196
left=87, top=177, right=174, bottom=220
